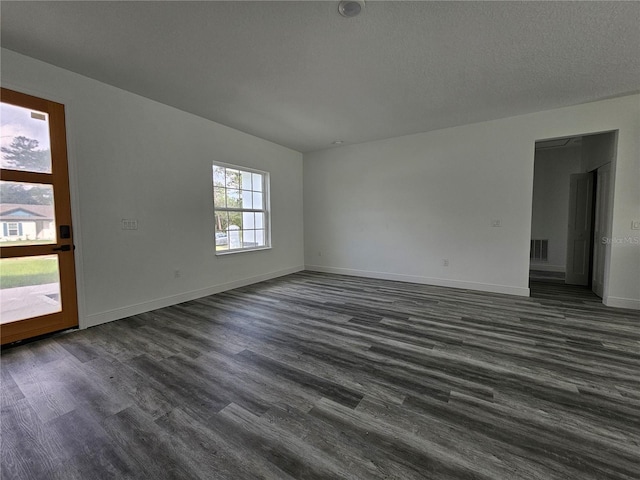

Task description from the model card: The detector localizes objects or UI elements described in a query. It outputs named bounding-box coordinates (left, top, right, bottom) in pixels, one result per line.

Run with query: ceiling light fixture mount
left=338, top=0, right=365, bottom=18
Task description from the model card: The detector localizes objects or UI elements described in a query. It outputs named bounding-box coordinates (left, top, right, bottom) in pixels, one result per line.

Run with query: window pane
left=225, top=169, right=239, bottom=188
left=256, top=229, right=265, bottom=246
left=215, top=211, right=228, bottom=232
left=1, top=103, right=52, bottom=173
left=242, top=212, right=254, bottom=229
left=227, top=189, right=240, bottom=208
left=252, top=173, right=263, bottom=192
left=255, top=213, right=264, bottom=229
left=213, top=187, right=226, bottom=208
left=214, top=212, right=229, bottom=250
left=228, top=211, right=242, bottom=230
left=241, top=190, right=252, bottom=209
left=0, top=255, right=61, bottom=324
left=213, top=166, right=226, bottom=187
left=240, top=171, right=252, bottom=190
left=252, top=192, right=263, bottom=210
left=0, top=181, right=56, bottom=246
left=243, top=229, right=256, bottom=248
left=228, top=225, right=242, bottom=249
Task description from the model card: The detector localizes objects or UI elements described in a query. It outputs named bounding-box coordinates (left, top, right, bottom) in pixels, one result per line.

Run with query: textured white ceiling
left=1, top=1, right=639, bottom=153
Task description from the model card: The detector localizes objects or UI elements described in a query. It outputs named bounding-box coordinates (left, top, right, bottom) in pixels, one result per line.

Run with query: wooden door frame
left=1, top=88, right=79, bottom=344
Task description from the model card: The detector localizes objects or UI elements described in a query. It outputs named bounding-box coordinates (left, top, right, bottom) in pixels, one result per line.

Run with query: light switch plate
left=631, top=221, right=640, bottom=230
left=121, top=219, right=138, bottom=230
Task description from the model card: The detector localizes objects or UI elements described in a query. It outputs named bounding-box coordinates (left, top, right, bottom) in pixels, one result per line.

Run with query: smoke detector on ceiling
left=338, top=1, right=365, bottom=18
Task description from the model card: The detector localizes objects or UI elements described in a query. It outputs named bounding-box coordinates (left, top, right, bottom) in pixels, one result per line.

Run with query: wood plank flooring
left=2, top=272, right=639, bottom=479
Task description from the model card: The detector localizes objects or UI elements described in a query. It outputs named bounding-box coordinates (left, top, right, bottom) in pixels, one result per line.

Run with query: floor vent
left=530, top=239, right=548, bottom=261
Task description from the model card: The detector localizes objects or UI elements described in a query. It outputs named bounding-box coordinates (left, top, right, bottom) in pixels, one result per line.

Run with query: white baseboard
left=82, top=265, right=304, bottom=329
left=80, top=263, right=635, bottom=328
left=304, top=264, right=530, bottom=297
left=604, top=296, right=640, bottom=310
left=529, top=264, right=565, bottom=273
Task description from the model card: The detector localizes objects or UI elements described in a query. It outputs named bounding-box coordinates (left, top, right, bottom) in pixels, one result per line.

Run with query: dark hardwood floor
left=2, top=272, right=639, bottom=479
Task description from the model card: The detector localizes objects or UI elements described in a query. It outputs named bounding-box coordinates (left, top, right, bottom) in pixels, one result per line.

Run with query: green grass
left=0, top=257, right=59, bottom=289
left=0, top=239, right=53, bottom=247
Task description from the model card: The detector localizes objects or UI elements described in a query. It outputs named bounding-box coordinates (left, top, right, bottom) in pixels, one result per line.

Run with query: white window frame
left=212, top=162, right=271, bottom=255
left=7, top=222, right=19, bottom=236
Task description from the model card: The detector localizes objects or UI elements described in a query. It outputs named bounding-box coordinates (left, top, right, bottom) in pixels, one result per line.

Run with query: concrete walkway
left=0, top=283, right=61, bottom=324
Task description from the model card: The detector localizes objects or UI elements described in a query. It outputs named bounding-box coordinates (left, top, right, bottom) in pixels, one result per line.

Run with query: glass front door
left=0, top=88, right=78, bottom=344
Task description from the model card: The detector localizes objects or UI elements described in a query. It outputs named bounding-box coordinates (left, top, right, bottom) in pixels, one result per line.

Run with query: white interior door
left=592, top=163, right=611, bottom=297
left=565, top=172, right=594, bottom=286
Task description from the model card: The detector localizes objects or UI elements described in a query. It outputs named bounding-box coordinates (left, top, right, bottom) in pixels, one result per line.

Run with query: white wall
left=530, top=146, right=582, bottom=272
left=304, top=94, right=640, bottom=309
left=582, top=132, right=617, bottom=173
left=1, top=49, right=304, bottom=328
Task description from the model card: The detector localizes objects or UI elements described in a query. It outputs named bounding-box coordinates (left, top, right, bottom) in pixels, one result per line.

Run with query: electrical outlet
left=121, top=219, right=138, bottom=230
left=631, top=221, right=640, bottom=230
left=491, top=219, right=502, bottom=227
left=442, top=259, right=449, bottom=267
left=174, top=269, right=181, bottom=278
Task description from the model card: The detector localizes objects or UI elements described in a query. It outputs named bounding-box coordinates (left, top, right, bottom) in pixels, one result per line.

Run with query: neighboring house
left=0, top=204, right=54, bottom=242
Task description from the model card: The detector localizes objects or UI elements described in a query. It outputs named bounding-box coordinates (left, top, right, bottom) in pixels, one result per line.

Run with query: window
left=7, top=222, right=20, bottom=236
left=212, top=163, right=270, bottom=254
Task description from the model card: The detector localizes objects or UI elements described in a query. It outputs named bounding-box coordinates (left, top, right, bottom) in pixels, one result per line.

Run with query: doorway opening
left=529, top=131, right=617, bottom=302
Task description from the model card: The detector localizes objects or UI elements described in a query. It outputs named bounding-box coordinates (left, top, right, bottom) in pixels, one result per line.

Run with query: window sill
left=215, top=246, right=272, bottom=256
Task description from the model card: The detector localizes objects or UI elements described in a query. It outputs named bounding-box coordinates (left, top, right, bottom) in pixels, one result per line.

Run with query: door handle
left=52, top=244, right=74, bottom=252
